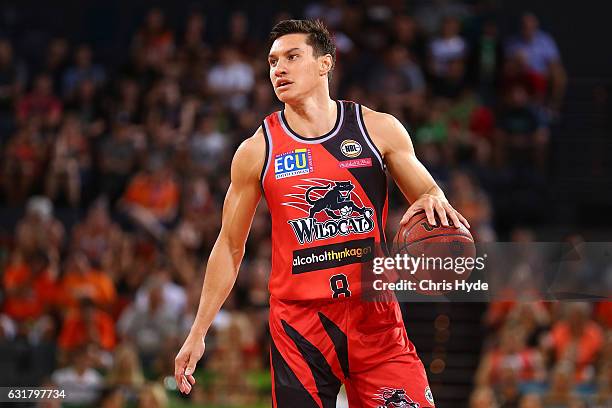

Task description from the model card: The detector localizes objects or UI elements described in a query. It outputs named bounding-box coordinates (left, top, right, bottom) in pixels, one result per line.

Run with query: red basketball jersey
left=261, top=100, right=389, bottom=301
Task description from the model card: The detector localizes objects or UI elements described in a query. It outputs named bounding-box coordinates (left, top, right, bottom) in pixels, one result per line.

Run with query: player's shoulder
left=232, top=126, right=266, bottom=182
left=361, top=105, right=402, bottom=131
left=236, top=126, right=265, bottom=158
left=359, top=105, right=408, bottom=153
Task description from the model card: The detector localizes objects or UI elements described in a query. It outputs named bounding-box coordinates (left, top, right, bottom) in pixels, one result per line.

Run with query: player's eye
left=269, top=59, right=277, bottom=66
left=288, top=54, right=298, bottom=61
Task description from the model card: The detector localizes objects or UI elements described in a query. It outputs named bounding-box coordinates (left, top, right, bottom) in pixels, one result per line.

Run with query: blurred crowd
left=0, top=1, right=604, bottom=407
left=471, top=301, right=611, bottom=408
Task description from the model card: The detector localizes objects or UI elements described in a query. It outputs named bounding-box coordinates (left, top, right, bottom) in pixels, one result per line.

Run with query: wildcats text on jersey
left=274, top=148, right=313, bottom=179
left=283, top=179, right=375, bottom=245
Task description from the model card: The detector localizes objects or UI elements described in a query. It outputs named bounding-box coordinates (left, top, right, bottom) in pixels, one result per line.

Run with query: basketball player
left=175, top=20, right=470, bottom=407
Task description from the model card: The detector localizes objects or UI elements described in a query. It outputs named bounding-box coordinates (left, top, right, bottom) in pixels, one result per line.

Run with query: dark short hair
left=269, top=19, right=336, bottom=74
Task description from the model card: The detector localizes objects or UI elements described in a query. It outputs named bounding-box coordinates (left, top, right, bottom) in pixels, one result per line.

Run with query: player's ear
left=319, top=54, right=333, bottom=77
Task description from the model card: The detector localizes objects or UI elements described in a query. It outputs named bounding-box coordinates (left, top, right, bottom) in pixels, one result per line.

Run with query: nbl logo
left=340, top=139, right=362, bottom=158
left=282, top=179, right=375, bottom=244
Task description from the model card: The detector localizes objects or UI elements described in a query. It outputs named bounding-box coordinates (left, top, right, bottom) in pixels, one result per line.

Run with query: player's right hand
left=174, top=333, right=205, bottom=394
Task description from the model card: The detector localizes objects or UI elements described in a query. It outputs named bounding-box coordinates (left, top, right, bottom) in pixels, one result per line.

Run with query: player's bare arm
left=362, top=107, right=470, bottom=229
left=174, top=128, right=265, bottom=394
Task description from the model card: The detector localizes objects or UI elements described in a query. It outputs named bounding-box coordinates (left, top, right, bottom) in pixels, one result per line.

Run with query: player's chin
left=275, top=88, right=297, bottom=103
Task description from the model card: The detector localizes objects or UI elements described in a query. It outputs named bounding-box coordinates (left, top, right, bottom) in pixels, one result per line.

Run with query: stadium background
left=0, top=0, right=610, bottom=407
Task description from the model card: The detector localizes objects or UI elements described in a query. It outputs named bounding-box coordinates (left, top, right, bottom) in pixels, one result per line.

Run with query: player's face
left=268, top=33, right=327, bottom=103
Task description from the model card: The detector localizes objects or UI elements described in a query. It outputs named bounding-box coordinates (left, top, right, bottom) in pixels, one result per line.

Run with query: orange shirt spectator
left=122, top=170, right=179, bottom=220
left=2, top=253, right=60, bottom=321
left=58, top=303, right=116, bottom=350
left=551, top=319, right=604, bottom=382
left=60, top=252, right=116, bottom=310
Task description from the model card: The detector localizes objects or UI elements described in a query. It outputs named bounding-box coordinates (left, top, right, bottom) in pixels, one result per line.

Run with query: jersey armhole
left=356, top=104, right=386, bottom=171
left=260, top=119, right=273, bottom=194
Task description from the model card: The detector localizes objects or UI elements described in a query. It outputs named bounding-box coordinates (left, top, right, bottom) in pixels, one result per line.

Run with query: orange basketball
left=392, top=211, right=476, bottom=296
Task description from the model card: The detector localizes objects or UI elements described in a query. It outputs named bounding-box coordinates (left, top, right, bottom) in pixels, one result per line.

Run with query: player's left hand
left=400, top=193, right=470, bottom=229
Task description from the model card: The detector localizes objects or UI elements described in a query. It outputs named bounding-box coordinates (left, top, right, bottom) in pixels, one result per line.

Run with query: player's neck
left=283, top=93, right=337, bottom=139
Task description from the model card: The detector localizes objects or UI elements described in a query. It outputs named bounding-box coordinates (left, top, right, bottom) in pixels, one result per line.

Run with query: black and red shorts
left=269, top=292, right=435, bottom=407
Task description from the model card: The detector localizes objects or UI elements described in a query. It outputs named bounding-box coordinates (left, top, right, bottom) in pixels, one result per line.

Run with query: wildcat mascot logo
left=373, top=388, right=420, bottom=408
left=283, top=178, right=375, bottom=245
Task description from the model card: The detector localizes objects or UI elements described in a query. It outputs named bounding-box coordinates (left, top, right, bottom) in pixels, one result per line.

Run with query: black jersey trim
left=260, top=119, right=273, bottom=193
left=278, top=100, right=344, bottom=144
left=356, top=104, right=385, bottom=170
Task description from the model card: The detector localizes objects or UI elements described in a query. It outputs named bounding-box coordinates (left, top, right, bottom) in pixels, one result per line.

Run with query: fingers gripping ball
left=392, top=211, right=475, bottom=295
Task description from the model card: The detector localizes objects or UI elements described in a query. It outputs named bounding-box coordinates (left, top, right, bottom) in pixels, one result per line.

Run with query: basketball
left=392, top=211, right=476, bottom=295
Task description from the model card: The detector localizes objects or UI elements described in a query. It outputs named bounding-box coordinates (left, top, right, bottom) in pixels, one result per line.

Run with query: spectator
left=132, top=8, right=175, bottom=68
left=476, top=324, right=544, bottom=387
left=468, top=20, right=503, bottom=104
left=542, top=362, right=581, bottom=406
left=137, top=382, right=168, bottom=408
left=2, top=250, right=59, bottom=323
left=367, top=43, right=426, bottom=115
left=71, top=199, right=123, bottom=266
left=390, top=14, right=426, bottom=63
left=109, top=78, right=143, bottom=125
left=45, top=114, right=91, bottom=207
left=227, top=11, right=258, bottom=57
left=147, top=78, right=197, bottom=136
left=106, top=343, right=145, bottom=403
left=429, top=16, right=468, bottom=78
left=508, top=303, right=550, bottom=348
left=16, top=73, right=62, bottom=129
left=2, top=124, right=47, bottom=204
left=470, top=386, right=499, bottom=408
left=15, top=196, right=65, bottom=255
left=119, top=155, right=180, bottom=240
left=494, top=85, right=549, bottom=171
left=506, top=13, right=567, bottom=113
left=133, top=264, right=187, bottom=317
left=189, top=114, right=229, bottom=176
left=51, top=346, right=104, bottom=405
left=207, top=47, right=254, bottom=110
left=43, top=38, right=70, bottom=94
left=179, top=11, right=209, bottom=64
left=98, top=121, right=142, bottom=203
left=58, top=298, right=116, bottom=351
left=432, top=57, right=469, bottom=99
left=544, top=303, right=604, bottom=383
left=206, top=297, right=259, bottom=405
left=117, top=276, right=180, bottom=368
left=415, top=98, right=450, bottom=145
left=65, top=78, right=106, bottom=137
left=60, top=251, right=117, bottom=310
left=501, top=54, right=548, bottom=103
left=496, top=365, right=523, bottom=408
left=62, top=44, right=106, bottom=99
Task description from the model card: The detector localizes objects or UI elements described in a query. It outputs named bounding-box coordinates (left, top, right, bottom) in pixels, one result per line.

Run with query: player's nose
left=274, top=61, right=288, bottom=75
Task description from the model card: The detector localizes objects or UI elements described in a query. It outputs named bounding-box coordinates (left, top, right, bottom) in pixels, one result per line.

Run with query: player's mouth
left=276, top=79, right=293, bottom=90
